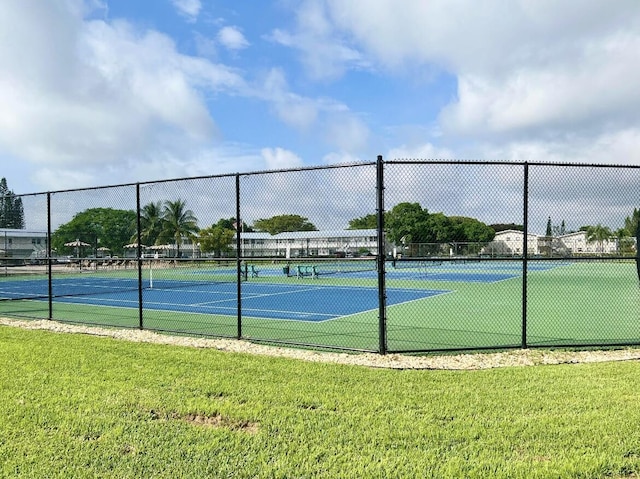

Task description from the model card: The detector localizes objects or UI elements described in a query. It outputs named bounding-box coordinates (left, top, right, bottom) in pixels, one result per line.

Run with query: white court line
left=189, top=285, right=325, bottom=307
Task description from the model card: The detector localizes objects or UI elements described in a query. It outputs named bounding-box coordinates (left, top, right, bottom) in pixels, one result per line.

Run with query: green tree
left=425, top=213, right=453, bottom=243
left=348, top=214, right=377, bottom=229
left=385, top=203, right=494, bottom=256
left=51, top=208, right=137, bottom=257
left=157, top=199, right=199, bottom=257
left=545, top=217, right=552, bottom=237
left=385, top=202, right=430, bottom=245
left=585, top=224, right=613, bottom=255
left=0, top=178, right=25, bottom=229
left=253, top=214, right=317, bottom=235
left=489, top=223, right=524, bottom=233
left=215, top=218, right=253, bottom=233
left=198, top=225, right=235, bottom=257
left=448, top=216, right=495, bottom=243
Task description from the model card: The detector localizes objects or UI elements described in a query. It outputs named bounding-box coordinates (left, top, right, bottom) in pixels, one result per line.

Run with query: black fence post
left=136, top=184, right=144, bottom=330
left=377, top=155, right=387, bottom=354
left=47, top=192, right=53, bottom=320
left=236, top=173, right=242, bottom=340
left=522, top=162, right=529, bottom=348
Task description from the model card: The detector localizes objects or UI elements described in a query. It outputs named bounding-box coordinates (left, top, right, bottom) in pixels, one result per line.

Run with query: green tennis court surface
left=1, top=260, right=638, bottom=352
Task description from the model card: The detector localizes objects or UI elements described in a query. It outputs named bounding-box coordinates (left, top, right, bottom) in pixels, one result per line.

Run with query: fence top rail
left=17, top=161, right=378, bottom=197
left=387, top=158, right=640, bottom=169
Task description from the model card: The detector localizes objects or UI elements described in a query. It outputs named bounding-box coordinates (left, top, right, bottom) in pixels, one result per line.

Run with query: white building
left=482, top=229, right=621, bottom=256
left=483, top=230, right=542, bottom=256
left=0, top=229, right=48, bottom=262
left=237, top=229, right=379, bottom=258
left=558, top=231, right=618, bottom=255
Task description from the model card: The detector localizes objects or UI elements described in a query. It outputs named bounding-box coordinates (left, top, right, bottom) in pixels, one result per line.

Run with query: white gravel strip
left=2, top=317, right=640, bottom=370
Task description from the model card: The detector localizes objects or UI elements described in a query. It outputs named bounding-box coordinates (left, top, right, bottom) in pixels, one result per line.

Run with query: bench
left=296, top=265, right=318, bottom=279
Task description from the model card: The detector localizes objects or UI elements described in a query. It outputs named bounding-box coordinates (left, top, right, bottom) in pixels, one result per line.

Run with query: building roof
left=0, top=229, right=47, bottom=237
left=233, top=229, right=377, bottom=240
left=493, top=229, right=540, bottom=238
left=274, top=229, right=377, bottom=240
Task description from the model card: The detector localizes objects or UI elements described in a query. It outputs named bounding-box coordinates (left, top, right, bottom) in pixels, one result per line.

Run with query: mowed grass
left=2, top=325, right=640, bottom=478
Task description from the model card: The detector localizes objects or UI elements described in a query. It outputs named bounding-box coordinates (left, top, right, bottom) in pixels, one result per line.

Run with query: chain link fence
left=1, top=158, right=639, bottom=353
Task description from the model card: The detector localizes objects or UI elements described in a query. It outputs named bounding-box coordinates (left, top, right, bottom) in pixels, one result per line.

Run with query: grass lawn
left=1, top=324, right=640, bottom=478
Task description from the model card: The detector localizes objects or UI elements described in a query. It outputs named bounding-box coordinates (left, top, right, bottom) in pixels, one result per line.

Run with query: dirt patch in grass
left=180, top=413, right=259, bottom=434
left=148, top=408, right=258, bottom=433
left=2, top=317, right=640, bottom=370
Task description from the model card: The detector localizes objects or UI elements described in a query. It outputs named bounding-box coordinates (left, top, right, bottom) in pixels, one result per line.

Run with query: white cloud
left=32, top=167, right=97, bottom=193
left=440, top=34, right=640, bottom=138
left=323, top=114, right=370, bottom=152
left=479, top=128, right=640, bottom=166
left=0, top=2, right=247, bottom=188
left=259, top=68, right=371, bottom=152
left=261, top=69, right=319, bottom=130
left=171, top=0, right=202, bottom=22
left=217, top=26, right=250, bottom=51
left=268, top=0, right=370, bottom=80
left=285, top=0, right=640, bottom=145
left=261, top=147, right=304, bottom=170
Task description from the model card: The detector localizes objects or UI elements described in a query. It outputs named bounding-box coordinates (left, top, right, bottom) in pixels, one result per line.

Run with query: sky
left=2, top=0, right=640, bottom=231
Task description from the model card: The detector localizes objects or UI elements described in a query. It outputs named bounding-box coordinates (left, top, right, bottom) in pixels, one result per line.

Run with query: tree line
left=49, top=198, right=640, bottom=258
left=51, top=200, right=198, bottom=257
left=50, top=201, right=320, bottom=257
left=51, top=200, right=497, bottom=258
left=349, top=202, right=495, bottom=246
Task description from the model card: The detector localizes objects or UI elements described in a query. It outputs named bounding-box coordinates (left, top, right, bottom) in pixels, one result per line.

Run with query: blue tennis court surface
left=45, top=282, right=450, bottom=322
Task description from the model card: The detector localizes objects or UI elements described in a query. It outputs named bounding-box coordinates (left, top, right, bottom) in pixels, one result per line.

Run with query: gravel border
left=2, top=317, right=640, bottom=370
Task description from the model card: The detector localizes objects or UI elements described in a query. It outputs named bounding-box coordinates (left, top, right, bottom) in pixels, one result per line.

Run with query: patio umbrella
left=149, top=244, right=172, bottom=250
left=64, top=239, right=90, bottom=258
left=123, top=243, right=147, bottom=249
left=64, top=239, right=90, bottom=247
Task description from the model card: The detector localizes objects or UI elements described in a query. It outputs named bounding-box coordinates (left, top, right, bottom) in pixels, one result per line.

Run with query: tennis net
left=282, top=257, right=377, bottom=278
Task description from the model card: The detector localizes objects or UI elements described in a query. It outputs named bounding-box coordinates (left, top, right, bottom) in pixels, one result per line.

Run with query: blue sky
left=1, top=0, right=640, bottom=230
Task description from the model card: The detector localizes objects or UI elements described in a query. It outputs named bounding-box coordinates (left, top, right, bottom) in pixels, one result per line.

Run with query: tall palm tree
left=585, top=224, right=612, bottom=255
left=133, top=201, right=164, bottom=247
left=614, top=227, right=636, bottom=255
left=158, top=199, right=199, bottom=257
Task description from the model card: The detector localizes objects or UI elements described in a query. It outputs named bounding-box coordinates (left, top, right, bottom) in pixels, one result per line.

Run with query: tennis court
left=1, top=259, right=638, bottom=352
left=0, top=276, right=447, bottom=322
left=0, top=261, right=449, bottom=323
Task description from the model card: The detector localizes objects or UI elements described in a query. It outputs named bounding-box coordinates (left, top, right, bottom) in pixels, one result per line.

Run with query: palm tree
left=158, top=199, right=199, bottom=257
left=132, top=201, right=164, bottom=247
left=585, top=224, right=612, bottom=255
left=614, top=227, right=635, bottom=255
left=624, top=208, right=640, bottom=237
